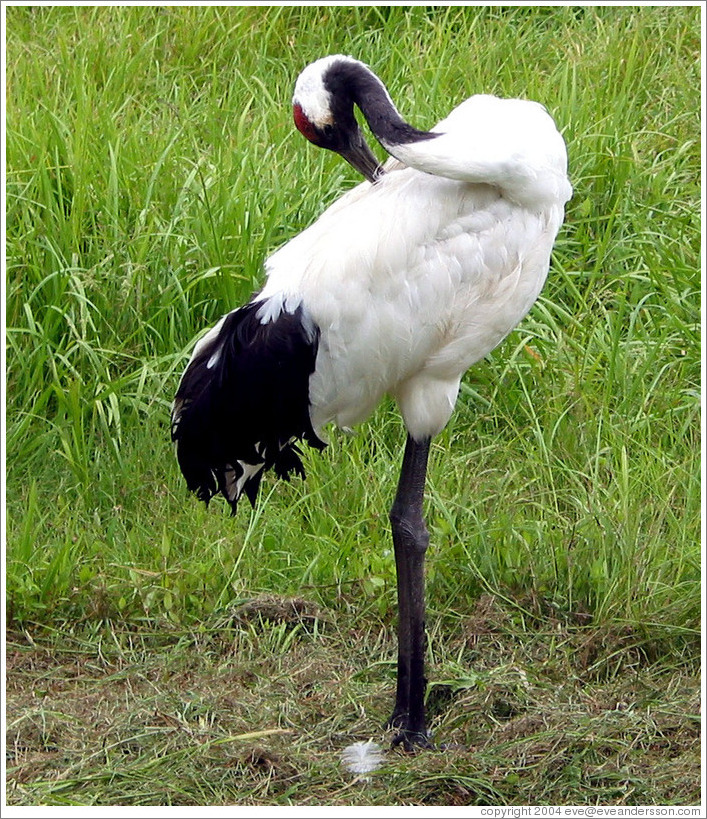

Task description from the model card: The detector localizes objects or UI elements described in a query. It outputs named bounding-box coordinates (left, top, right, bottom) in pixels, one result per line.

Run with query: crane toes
left=388, top=709, right=433, bottom=751
left=391, top=727, right=434, bottom=752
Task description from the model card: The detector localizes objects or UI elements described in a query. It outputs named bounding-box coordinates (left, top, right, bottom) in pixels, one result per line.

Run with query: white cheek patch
left=293, top=78, right=333, bottom=127
left=293, top=54, right=357, bottom=127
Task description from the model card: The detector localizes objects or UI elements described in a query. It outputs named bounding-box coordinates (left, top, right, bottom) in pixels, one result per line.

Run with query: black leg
left=387, top=433, right=432, bottom=750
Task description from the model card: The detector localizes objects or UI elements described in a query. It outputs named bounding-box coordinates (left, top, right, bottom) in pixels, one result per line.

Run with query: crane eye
left=322, top=124, right=334, bottom=138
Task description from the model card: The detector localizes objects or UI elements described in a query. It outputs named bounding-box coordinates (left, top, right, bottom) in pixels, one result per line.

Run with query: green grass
left=5, top=4, right=701, bottom=807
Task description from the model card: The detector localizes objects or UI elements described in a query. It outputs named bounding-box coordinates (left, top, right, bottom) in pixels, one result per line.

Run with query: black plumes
left=171, top=301, right=326, bottom=513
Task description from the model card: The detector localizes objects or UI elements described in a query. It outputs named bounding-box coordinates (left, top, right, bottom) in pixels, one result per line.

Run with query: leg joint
left=389, top=505, right=430, bottom=554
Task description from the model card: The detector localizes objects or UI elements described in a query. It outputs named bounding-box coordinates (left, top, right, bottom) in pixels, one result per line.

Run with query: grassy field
left=5, top=4, right=702, bottom=808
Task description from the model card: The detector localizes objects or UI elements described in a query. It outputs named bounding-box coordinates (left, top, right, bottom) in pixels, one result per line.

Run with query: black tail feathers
left=171, top=300, right=325, bottom=513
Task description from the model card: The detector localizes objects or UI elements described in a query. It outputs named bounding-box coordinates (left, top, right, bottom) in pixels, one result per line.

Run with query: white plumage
left=261, top=160, right=568, bottom=440
left=257, top=81, right=570, bottom=440
left=172, top=55, right=571, bottom=749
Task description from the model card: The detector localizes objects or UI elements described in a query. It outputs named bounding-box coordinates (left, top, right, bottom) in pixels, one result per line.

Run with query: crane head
left=292, top=55, right=384, bottom=184
left=292, top=103, right=383, bottom=183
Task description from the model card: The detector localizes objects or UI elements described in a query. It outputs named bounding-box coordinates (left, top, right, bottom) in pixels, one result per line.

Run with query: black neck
left=323, top=60, right=436, bottom=148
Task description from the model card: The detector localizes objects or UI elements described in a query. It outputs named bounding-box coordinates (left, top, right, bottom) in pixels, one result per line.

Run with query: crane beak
left=338, top=133, right=385, bottom=184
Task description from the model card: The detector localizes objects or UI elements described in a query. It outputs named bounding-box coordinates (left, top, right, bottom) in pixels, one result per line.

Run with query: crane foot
left=391, top=727, right=434, bottom=752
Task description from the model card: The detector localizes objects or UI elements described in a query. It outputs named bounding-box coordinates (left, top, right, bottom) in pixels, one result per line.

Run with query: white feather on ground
left=340, top=740, right=385, bottom=776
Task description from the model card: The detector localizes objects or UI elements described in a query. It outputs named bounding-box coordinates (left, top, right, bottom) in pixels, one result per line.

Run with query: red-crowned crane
left=172, top=55, right=572, bottom=750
